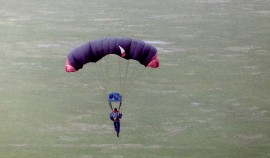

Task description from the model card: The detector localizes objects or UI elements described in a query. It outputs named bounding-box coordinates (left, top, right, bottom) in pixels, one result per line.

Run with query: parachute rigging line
left=65, top=37, right=160, bottom=110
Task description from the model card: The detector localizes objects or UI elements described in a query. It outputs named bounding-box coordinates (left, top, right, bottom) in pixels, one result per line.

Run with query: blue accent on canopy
left=108, top=92, right=122, bottom=102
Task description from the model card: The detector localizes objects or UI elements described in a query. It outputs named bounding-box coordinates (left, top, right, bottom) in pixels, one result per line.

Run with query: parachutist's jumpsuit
left=110, top=111, right=122, bottom=136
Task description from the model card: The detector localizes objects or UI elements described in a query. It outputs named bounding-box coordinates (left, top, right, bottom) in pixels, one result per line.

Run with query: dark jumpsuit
left=110, top=111, right=122, bottom=134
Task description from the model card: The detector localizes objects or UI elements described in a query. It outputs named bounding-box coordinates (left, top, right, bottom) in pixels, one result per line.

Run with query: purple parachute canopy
left=65, top=38, right=159, bottom=72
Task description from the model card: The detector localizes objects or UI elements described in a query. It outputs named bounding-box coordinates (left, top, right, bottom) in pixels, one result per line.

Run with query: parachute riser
left=108, top=92, right=122, bottom=112
left=108, top=101, right=122, bottom=112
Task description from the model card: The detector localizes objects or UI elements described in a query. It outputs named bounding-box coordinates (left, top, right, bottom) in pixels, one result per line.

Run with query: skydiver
left=110, top=106, right=122, bottom=137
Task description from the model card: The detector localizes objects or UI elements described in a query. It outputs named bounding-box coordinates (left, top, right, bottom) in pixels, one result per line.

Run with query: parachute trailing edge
left=65, top=37, right=159, bottom=72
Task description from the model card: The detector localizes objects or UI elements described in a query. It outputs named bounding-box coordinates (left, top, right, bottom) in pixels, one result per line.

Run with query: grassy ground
left=1, top=0, right=270, bottom=157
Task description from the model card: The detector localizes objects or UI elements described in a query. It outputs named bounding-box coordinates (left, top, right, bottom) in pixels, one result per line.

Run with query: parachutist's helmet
left=114, top=108, right=118, bottom=112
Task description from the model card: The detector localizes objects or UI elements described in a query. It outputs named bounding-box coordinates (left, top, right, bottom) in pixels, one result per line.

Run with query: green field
left=1, top=0, right=270, bottom=157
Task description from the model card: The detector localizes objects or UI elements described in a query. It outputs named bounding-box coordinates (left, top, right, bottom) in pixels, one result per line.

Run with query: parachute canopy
left=65, top=37, right=159, bottom=72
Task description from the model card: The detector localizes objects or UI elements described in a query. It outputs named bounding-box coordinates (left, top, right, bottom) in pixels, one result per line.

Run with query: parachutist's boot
left=117, top=132, right=119, bottom=137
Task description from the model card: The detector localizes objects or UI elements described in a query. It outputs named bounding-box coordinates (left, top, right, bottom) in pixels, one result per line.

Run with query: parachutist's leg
left=116, top=122, right=120, bottom=134
left=114, top=122, right=118, bottom=132
left=114, top=122, right=120, bottom=137
left=118, top=122, right=120, bottom=134
left=114, top=122, right=119, bottom=137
